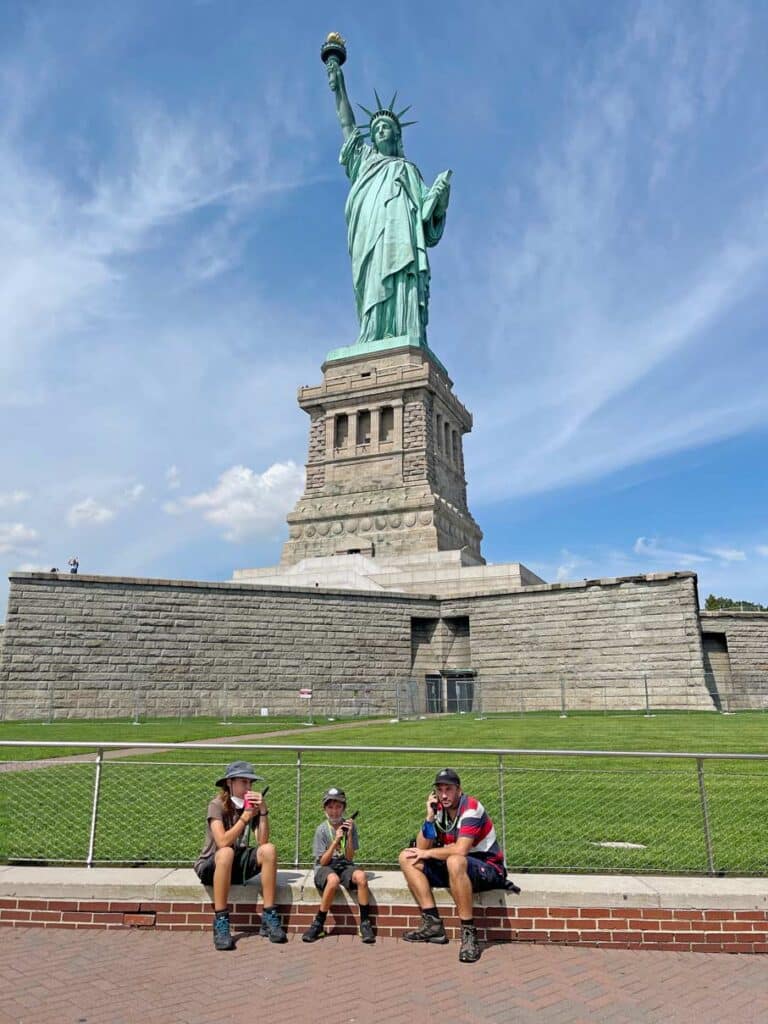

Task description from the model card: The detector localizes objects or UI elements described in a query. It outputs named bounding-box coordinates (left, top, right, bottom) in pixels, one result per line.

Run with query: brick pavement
left=1, top=927, right=766, bottom=1024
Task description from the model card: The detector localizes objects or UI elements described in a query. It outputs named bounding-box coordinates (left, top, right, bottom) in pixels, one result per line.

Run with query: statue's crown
left=357, top=90, right=417, bottom=136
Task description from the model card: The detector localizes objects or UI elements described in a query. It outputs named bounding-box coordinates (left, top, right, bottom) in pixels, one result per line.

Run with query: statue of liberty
left=322, top=34, right=452, bottom=348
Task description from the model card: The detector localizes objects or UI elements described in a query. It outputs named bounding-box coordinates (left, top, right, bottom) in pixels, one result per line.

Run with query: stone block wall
left=442, top=573, right=710, bottom=711
left=698, top=611, right=768, bottom=710
left=0, top=570, right=715, bottom=719
left=0, top=573, right=437, bottom=719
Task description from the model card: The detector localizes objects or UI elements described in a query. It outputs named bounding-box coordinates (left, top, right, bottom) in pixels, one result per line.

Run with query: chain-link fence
left=2, top=671, right=766, bottom=723
left=1, top=741, right=766, bottom=876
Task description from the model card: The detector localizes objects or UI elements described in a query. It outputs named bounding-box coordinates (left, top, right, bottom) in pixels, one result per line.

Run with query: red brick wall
left=1, top=898, right=766, bottom=954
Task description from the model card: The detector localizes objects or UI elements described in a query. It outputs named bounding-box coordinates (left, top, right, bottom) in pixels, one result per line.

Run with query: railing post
left=643, top=674, right=653, bottom=717
left=559, top=678, right=567, bottom=718
left=497, top=754, right=508, bottom=861
left=294, top=749, right=303, bottom=869
left=86, top=748, right=105, bottom=868
left=696, top=758, right=716, bottom=876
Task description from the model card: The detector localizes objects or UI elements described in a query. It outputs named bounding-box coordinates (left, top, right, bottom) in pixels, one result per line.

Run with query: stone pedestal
left=281, top=340, right=484, bottom=565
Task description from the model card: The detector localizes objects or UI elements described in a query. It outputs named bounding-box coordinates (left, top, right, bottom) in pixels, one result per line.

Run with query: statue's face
left=372, top=117, right=399, bottom=156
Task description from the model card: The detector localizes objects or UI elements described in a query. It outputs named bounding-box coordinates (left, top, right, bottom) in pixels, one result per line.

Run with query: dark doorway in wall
left=702, top=632, right=731, bottom=711
left=446, top=671, right=475, bottom=713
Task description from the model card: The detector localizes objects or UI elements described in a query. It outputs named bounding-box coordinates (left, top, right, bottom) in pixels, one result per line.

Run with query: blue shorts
left=423, top=855, right=507, bottom=893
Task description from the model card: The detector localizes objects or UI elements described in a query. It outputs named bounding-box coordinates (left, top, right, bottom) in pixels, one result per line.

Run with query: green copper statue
left=322, top=33, right=452, bottom=348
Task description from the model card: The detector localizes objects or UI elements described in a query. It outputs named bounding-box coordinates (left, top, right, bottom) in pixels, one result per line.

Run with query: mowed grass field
left=1, top=711, right=766, bottom=876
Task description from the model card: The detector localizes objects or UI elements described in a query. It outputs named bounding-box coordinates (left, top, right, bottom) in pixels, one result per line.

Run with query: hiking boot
left=403, top=914, right=448, bottom=944
left=213, top=913, right=235, bottom=951
left=302, top=917, right=326, bottom=943
left=359, top=918, right=375, bottom=944
left=458, top=924, right=481, bottom=963
left=259, top=907, right=287, bottom=943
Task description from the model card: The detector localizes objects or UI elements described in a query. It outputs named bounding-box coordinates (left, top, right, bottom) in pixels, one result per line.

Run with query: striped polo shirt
left=435, top=794, right=506, bottom=876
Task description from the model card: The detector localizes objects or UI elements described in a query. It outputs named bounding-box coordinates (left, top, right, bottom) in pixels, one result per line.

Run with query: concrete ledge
left=1, top=867, right=766, bottom=954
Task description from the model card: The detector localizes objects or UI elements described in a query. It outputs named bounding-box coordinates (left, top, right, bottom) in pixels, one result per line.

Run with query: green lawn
left=1, top=711, right=766, bottom=876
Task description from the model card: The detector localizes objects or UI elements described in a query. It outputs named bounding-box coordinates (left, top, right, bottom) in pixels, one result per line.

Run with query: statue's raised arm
left=321, top=33, right=451, bottom=350
left=321, top=33, right=355, bottom=140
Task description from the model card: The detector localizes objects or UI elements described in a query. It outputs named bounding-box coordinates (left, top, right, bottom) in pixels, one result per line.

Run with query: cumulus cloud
left=0, top=522, right=38, bottom=555
left=67, top=498, right=115, bottom=527
left=124, top=483, right=145, bottom=502
left=178, top=462, right=304, bottom=541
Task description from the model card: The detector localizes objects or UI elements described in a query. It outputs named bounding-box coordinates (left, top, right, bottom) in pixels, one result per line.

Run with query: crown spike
left=399, top=120, right=418, bottom=128
left=357, top=103, right=375, bottom=118
left=373, top=88, right=384, bottom=110
left=396, top=105, right=412, bottom=119
left=389, top=90, right=398, bottom=111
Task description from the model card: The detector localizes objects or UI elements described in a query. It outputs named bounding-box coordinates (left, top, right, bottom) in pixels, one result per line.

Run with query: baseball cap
left=215, top=761, right=264, bottom=788
left=433, top=768, right=461, bottom=787
left=322, top=787, right=347, bottom=806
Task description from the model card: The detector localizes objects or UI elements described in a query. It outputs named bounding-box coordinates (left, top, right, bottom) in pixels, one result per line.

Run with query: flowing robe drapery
left=340, top=130, right=446, bottom=345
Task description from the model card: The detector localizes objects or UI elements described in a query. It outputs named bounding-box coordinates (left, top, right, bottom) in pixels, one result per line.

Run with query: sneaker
left=213, top=913, right=235, bottom=951
left=359, top=918, right=375, bottom=944
left=259, top=908, right=287, bottom=943
left=302, top=917, right=326, bottom=943
left=458, top=924, right=481, bottom=963
left=403, top=914, right=448, bottom=944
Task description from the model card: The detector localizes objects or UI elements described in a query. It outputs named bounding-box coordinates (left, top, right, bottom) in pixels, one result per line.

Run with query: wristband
left=421, top=820, right=437, bottom=840
left=259, top=811, right=269, bottom=817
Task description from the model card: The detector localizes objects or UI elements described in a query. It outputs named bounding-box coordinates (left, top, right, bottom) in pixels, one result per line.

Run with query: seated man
left=398, top=768, right=518, bottom=963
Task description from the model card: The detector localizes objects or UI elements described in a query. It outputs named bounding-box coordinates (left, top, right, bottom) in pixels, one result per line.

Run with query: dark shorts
left=422, top=855, right=507, bottom=893
left=314, top=862, right=359, bottom=892
left=194, top=847, right=262, bottom=886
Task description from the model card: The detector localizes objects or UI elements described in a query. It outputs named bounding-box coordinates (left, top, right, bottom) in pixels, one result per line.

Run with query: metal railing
left=2, top=741, right=766, bottom=877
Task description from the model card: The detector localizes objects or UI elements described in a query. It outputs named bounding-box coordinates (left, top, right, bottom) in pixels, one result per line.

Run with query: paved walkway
left=1, top=928, right=766, bottom=1024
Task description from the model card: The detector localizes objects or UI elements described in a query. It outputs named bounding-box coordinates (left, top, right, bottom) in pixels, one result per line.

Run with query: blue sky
left=1, top=0, right=767, bottom=615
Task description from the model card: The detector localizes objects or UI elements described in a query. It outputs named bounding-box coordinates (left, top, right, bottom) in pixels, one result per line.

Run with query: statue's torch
left=320, top=31, right=347, bottom=68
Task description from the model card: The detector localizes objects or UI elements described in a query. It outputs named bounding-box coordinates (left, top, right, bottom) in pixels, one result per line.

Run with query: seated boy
left=303, top=786, right=375, bottom=944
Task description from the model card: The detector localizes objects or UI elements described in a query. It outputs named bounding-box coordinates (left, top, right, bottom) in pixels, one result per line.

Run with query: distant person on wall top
left=303, top=786, right=374, bottom=944
left=398, top=768, right=519, bottom=963
left=67, top=557, right=79, bottom=574
left=194, top=760, right=286, bottom=951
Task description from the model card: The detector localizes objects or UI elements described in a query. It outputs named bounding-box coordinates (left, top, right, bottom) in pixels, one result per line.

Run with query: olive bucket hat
left=215, top=760, right=264, bottom=789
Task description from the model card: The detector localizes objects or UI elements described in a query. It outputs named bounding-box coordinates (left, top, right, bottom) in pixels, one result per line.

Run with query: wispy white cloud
left=706, top=546, right=746, bottom=563
left=0, top=490, right=30, bottom=507
left=67, top=498, right=115, bottom=527
left=463, top=0, right=768, bottom=504
left=165, top=465, right=181, bottom=490
left=633, top=536, right=710, bottom=566
left=176, top=462, right=304, bottom=542
left=756, top=545, right=768, bottom=558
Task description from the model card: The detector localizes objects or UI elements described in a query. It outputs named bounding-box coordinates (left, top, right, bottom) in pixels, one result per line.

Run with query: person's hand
left=402, top=847, right=429, bottom=864
left=425, top=792, right=438, bottom=820
left=327, top=59, right=341, bottom=92
left=244, top=790, right=264, bottom=817
left=334, top=824, right=346, bottom=841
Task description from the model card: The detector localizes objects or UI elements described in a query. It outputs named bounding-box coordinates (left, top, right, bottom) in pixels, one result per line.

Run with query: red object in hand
left=244, top=796, right=255, bottom=810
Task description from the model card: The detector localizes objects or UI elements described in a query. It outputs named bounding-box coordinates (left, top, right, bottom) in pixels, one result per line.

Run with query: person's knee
left=446, top=854, right=468, bottom=877
left=259, top=842, right=277, bottom=863
left=215, top=847, right=235, bottom=867
left=325, top=872, right=340, bottom=890
left=398, top=849, right=414, bottom=868
left=352, top=870, right=367, bottom=887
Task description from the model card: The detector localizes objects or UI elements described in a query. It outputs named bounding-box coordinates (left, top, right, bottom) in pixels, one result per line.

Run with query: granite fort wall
left=699, top=611, right=768, bottom=710
left=443, top=573, right=710, bottom=711
left=0, top=571, right=711, bottom=719
left=0, top=573, right=437, bottom=719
